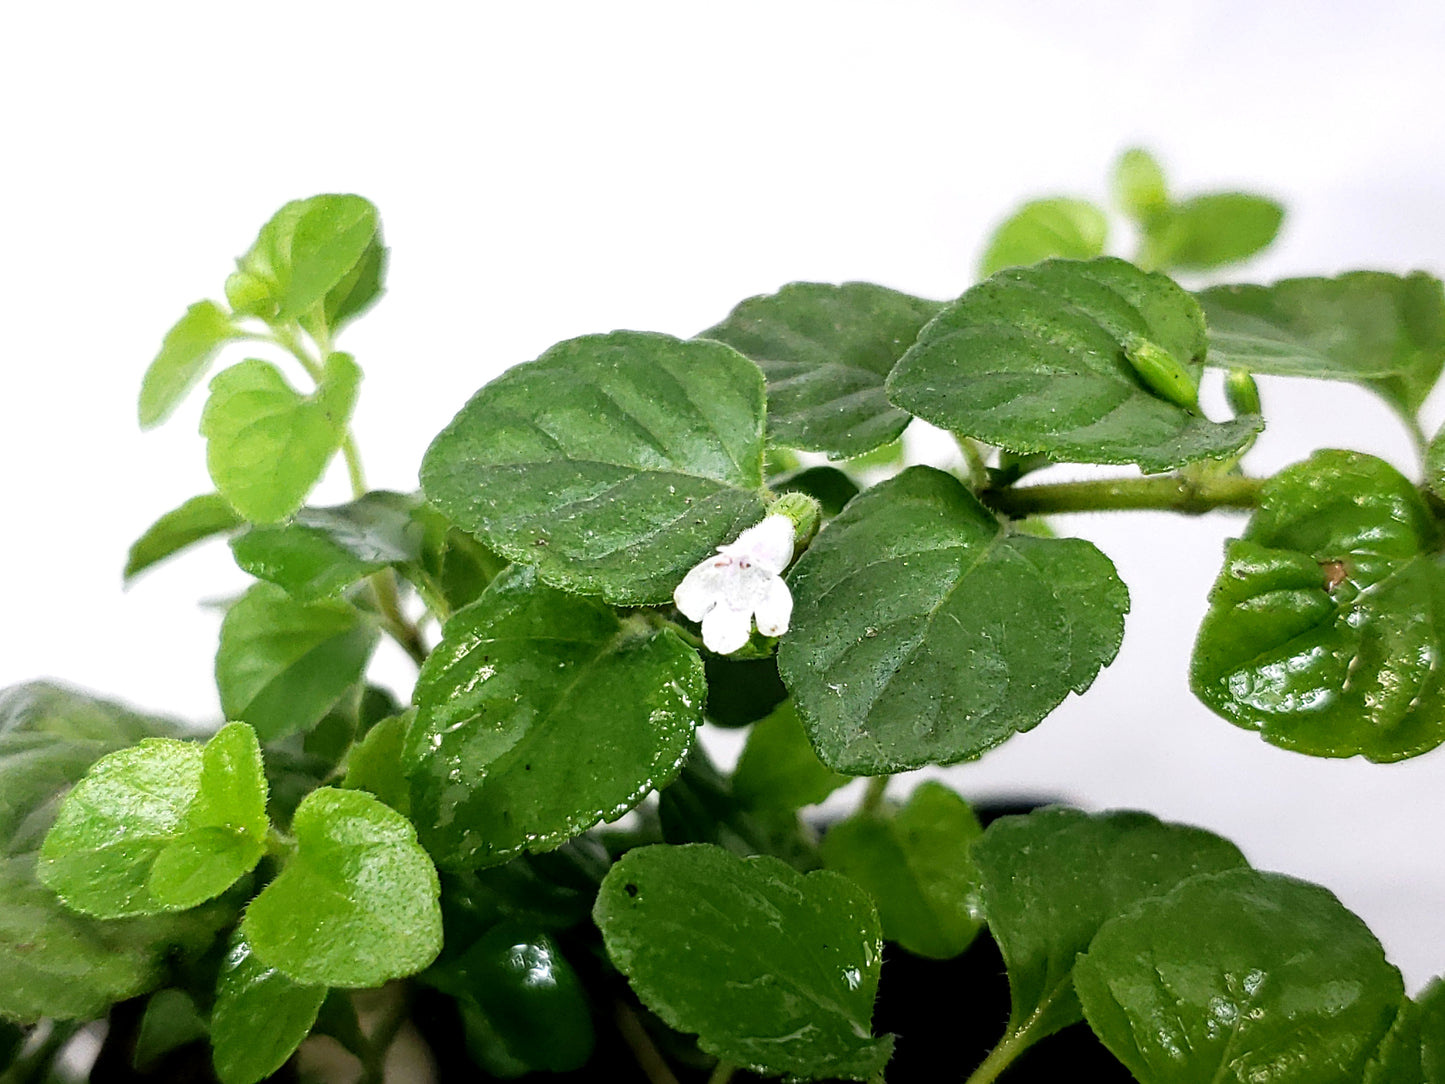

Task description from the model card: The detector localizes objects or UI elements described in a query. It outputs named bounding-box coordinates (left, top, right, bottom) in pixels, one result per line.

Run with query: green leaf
left=322, top=230, right=388, bottom=332
left=699, top=282, right=944, bottom=459
left=770, top=464, right=861, bottom=517
left=1199, top=271, right=1445, bottom=418
left=979, top=198, right=1109, bottom=278
left=406, top=565, right=703, bottom=868
left=972, top=808, right=1247, bottom=1053
left=242, top=787, right=441, bottom=988
left=1192, top=450, right=1445, bottom=761
left=778, top=467, right=1128, bottom=772
left=216, top=582, right=377, bottom=743
left=132, top=989, right=208, bottom=1070
left=38, top=723, right=267, bottom=917
left=819, top=781, right=983, bottom=959
left=420, top=330, right=768, bottom=605
left=887, top=258, right=1261, bottom=472
left=731, top=700, right=848, bottom=812
left=342, top=711, right=412, bottom=815
left=1112, top=147, right=1169, bottom=222
left=1364, top=981, right=1445, bottom=1084
left=201, top=353, right=361, bottom=524
left=125, top=494, right=244, bottom=582
left=594, top=843, right=893, bottom=1080
left=1142, top=192, right=1284, bottom=271
left=230, top=490, right=422, bottom=601
left=210, top=932, right=327, bottom=1084
left=279, top=195, right=379, bottom=321
left=138, top=301, right=238, bottom=429
left=1076, top=868, right=1403, bottom=1084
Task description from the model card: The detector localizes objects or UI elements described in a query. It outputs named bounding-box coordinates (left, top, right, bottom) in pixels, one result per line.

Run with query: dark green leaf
left=138, top=301, right=238, bottom=429
left=979, top=198, right=1109, bottom=278
left=201, top=353, right=361, bottom=524
left=699, top=282, right=944, bottom=459
left=125, top=494, right=244, bottom=582
left=732, top=700, right=848, bottom=812
left=406, top=565, right=703, bottom=868
left=243, top=787, right=441, bottom=988
left=132, top=989, right=207, bottom=1070
left=216, top=582, right=377, bottom=743
left=1112, top=147, right=1169, bottom=222
left=321, top=230, right=388, bottom=332
left=420, top=330, right=767, bottom=605
left=230, top=490, right=422, bottom=601
left=1192, top=450, right=1445, bottom=761
left=594, top=843, right=893, bottom=1080
left=437, top=838, right=609, bottom=942
left=887, top=258, right=1261, bottom=472
left=210, top=932, right=327, bottom=1084
left=778, top=467, right=1128, bottom=772
left=279, top=195, right=379, bottom=321
left=973, top=808, right=1247, bottom=1053
left=1199, top=272, right=1445, bottom=418
left=820, top=781, right=983, bottom=959
left=342, top=711, right=412, bottom=815
left=702, top=653, right=789, bottom=728
left=38, top=723, right=267, bottom=917
left=1076, top=868, right=1403, bottom=1084
left=1142, top=193, right=1284, bottom=271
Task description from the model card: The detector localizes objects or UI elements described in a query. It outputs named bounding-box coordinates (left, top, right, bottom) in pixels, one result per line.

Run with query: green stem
left=984, top=473, right=1264, bottom=518
left=613, top=999, right=681, bottom=1084
left=1404, top=412, right=1430, bottom=460
left=961, top=1023, right=1034, bottom=1084
left=860, top=775, right=890, bottom=816
left=707, top=1060, right=738, bottom=1084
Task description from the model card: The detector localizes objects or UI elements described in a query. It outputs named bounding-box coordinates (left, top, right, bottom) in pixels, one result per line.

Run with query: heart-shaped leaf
left=406, top=565, right=703, bottom=868
left=420, top=330, right=767, bottom=605
left=778, top=466, right=1128, bottom=772
left=1191, top=450, right=1445, bottom=761
left=699, top=281, right=944, bottom=459
left=594, top=843, right=893, bottom=1081
left=887, top=257, right=1261, bottom=472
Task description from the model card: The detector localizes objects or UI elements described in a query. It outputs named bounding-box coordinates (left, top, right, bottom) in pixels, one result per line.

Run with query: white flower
left=674, top=514, right=795, bottom=654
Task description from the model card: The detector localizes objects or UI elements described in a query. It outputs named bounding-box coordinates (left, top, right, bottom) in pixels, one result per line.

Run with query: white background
left=3, top=2, right=1445, bottom=989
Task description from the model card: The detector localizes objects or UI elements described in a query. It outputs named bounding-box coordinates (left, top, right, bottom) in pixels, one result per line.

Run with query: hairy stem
left=961, top=1022, right=1034, bottom=1084
left=984, top=472, right=1264, bottom=518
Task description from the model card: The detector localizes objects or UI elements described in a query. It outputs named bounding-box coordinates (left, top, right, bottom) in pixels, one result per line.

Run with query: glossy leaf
left=972, top=808, right=1247, bottom=1050
left=210, top=932, right=327, bottom=1084
left=1191, top=450, right=1445, bottom=761
left=1112, top=147, right=1169, bottom=222
left=594, top=843, right=893, bottom=1080
left=1076, top=868, right=1403, bottom=1084
left=38, top=722, right=267, bottom=917
left=887, top=258, right=1261, bottom=471
left=699, top=281, right=943, bottom=459
left=200, top=353, right=361, bottom=523
left=215, top=582, right=377, bottom=743
left=125, top=493, right=243, bottom=582
left=778, top=467, right=1128, bottom=772
left=979, top=198, right=1109, bottom=278
left=819, top=781, right=983, bottom=959
left=420, top=330, right=767, bottom=605
left=1142, top=192, right=1284, bottom=271
left=133, top=989, right=207, bottom=1070
left=342, top=710, right=412, bottom=815
left=230, top=490, right=422, bottom=600
left=243, top=787, right=441, bottom=988
left=731, top=700, right=848, bottom=812
left=138, top=301, right=238, bottom=428
left=1199, top=272, right=1445, bottom=418
left=1364, top=981, right=1445, bottom=1084
left=406, top=565, right=703, bottom=868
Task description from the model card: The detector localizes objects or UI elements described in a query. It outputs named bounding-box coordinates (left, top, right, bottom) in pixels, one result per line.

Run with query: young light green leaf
left=698, top=282, right=944, bottom=459
left=972, top=808, right=1247, bottom=1054
left=406, top=565, right=703, bottom=868
left=979, top=198, right=1109, bottom=278
left=139, top=301, right=238, bottom=429
left=1199, top=272, right=1445, bottom=419
left=37, top=722, right=268, bottom=917
left=342, top=710, right=412, bottom=815
left=778, top=467, right=1128, bottom=773
left=230, top=490, right=422, bottom=601
left=819, top=781, right=983, bottom=959
left=215, top=583, right=377, bottom=743
left=594, top=843, right=893, bottom=1081
left=200, top=353, right=361, bottom=523
left=132, top=989, right=208, bottom=1070
left=887, top=258, right=1261, bottom=472
left=1141, top=192, right=1284, bottom=271
left=1192, top=450, right=1445, bottom=761
left=242, top=787, right=441, bottom=988
left=420, top=330, right=768, bottom=605
left=321, top=231, right=388, bottom=332
left=210, top=932, right=327, bottom=1084
left=1076, top=868, right=1403, bottom=1084
left=732, top=700, right=848, bottom=812
left=1112, top=147, right=1169, bottom=222
left=278, top=196, right=379, bottom=321
left=125, top=493, right=244, bottom=582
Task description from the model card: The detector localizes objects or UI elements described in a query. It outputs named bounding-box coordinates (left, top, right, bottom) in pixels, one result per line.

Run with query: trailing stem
left=983, top=472, right=1264, bottom=518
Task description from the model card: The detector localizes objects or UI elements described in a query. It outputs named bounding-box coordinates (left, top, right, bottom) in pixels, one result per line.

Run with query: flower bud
left=767, top=491, right=821, bottom=547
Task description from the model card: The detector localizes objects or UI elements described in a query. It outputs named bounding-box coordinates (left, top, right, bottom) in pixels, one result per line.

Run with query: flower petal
left=752, top=575, right=793, bottom=637
left=726, top=515, right=795, bottom=575
left=673, top=557, right=731, bottom=622
left=701, top=604, right=753, bottom=655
